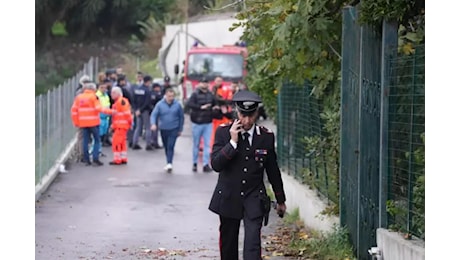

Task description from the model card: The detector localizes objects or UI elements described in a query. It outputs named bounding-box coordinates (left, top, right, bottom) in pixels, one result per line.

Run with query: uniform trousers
left=219, top=213, right=264, bottom=260
left=112, top=128, right=128, bottom=163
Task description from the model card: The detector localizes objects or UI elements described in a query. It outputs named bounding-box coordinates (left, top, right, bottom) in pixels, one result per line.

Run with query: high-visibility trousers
left=112, top=128, right=128, bottom=163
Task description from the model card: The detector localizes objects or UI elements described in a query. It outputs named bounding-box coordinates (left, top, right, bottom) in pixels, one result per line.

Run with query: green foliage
left=359, top=0, right=424, bottom=53
left=36, top=0, right=179, bottom=44
left=266, top=187, right=275, bottom=202
left=51, top=21, right=68, bottom=36
left=284, top=207, right=300, bottom=225
left=234, top=0, right=342, bottom=101
left=289, top=225, right=356, bottom=260
left=410, top=132, right=425, bottom=239
left=233, top=1, right=343, bottom=212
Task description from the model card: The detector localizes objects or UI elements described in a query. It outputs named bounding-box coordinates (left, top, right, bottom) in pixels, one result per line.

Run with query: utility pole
left=185, top=0, right=189, bottom=59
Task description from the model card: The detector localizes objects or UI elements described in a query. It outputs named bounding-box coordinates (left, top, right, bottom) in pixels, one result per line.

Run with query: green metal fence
left=385, top=45, right=425, bottom=239
left=277, top=82, right=339, bottom=205
left=271, top=5, right=424, bottom=258
left=35, top=57, right=98, bottom=185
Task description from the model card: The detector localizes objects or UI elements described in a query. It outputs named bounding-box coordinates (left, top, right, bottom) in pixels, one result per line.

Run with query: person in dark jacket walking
left=208, top=90, right=287, bottom=260
left=132, top=75, right=152, bottom=150
left=186, top=77, right=219, bottom=173
left=148, top=83, right=163, bottom=149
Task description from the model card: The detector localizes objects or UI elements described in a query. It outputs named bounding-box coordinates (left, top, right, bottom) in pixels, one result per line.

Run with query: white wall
left=376, top=228, right=425, bottom=260
left=281, top=172, right=340, bottom=233
left=159, top=17, right=245, bottom=79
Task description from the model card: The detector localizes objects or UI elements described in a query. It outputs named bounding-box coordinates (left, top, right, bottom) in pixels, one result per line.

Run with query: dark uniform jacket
left=187, top=89, right=216, bottom=124
left=209, top=123, right=286, bottom=220
left=132, top=84, right=151, bottom=113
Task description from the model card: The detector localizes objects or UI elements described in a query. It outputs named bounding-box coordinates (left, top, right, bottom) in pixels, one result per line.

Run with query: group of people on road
left=70, top=69, right=287, bottom=259
left=71, top=67, right=174, bottom=166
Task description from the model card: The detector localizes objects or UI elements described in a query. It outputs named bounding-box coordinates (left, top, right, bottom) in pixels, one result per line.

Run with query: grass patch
left=288, top=225, right=356, bottom=260
left=266, top=187, right=275, bottom=201
left=117, top=54, right=162, bottom=83
left=264, top=207, right=356, bottom=259
left=283, top=207, right=300, bottom=225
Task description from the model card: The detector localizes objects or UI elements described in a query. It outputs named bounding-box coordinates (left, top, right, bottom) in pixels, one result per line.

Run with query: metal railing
left=35, top=57, right=98, bottom=185
left=277, top=82, right=339, bottom=205
left=386, top=45, right=425, bottom=239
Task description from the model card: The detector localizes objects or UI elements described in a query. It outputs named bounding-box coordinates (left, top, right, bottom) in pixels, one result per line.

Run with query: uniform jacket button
left=242, top=180, right=246, bottom=184
left=240, top=191, right=244, bottom=196
left=245, top=156, right=249, bottom=160
left=218, top=190, right=222, bottom=194
left=243, top=168, right=247, bottom=172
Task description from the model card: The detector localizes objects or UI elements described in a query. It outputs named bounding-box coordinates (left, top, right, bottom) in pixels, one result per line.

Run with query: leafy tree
left=36, top=0, right=179, bottom=46
left=232, top=0, right=425, bottom=209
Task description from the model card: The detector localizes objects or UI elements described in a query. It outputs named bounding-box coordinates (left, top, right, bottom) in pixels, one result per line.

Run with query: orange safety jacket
left=71, top=89, right=112, bottom=128
left=111, top=97, right=132, bottom=130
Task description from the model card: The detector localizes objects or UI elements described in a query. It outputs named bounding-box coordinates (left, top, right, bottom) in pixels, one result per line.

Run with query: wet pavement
left=35, top=117, right=292, bottom=260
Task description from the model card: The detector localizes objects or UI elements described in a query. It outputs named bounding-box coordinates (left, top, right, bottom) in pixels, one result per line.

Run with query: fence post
left=38, top=95, right=43, bottom=185
left=96, top=57, right=99, bottom=77
left=379, top=20, right=398, bottom=228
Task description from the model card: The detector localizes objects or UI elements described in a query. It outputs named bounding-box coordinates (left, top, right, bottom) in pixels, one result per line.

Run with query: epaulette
left=259, top=125, right=273, bottom=133
left=219, top=122, right=232, bottom=127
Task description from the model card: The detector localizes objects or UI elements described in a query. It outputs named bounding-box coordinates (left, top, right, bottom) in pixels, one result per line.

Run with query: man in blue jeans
left=150, top=88, right=184, bottom=173
left=186, top=77, right=218, bottom=173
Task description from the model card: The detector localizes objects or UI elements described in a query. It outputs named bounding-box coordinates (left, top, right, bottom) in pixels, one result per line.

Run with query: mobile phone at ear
left=232, top=110, right=238, bottom=120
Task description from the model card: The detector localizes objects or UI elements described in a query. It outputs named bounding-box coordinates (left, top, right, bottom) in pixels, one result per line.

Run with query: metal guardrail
left=35, top=57, right=98, bottom=186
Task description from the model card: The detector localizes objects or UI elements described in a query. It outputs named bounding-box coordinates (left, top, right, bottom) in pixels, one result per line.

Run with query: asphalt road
left=35, top=117, right=290, bottom=260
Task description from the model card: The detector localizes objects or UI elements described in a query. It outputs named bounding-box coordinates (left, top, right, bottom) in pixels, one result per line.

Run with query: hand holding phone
left=230, top=119, right=243, bottom=143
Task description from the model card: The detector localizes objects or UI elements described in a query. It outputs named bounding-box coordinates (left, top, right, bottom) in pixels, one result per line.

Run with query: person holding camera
left=208, top=90, right=287, bottom=260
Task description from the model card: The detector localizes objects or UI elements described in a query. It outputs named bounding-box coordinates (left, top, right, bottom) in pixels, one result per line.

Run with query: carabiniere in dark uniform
left=208, top=90, right=287, bottom=260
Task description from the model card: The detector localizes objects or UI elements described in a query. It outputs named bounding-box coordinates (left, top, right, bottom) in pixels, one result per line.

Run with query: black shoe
left=93, top=160, right=104, bottom=166
left=192, top=164, right=197, bottom=172
left=109, top=161, right=122, bottom=166
left=85, top=162, right=92, bottom=166
left=203, top=165, right=213, bottom=173
left=153, top=144, right=162, bottom=149
left=132, top=144, right=142, bottom=150
left=145, top=145, right=153, bottom=151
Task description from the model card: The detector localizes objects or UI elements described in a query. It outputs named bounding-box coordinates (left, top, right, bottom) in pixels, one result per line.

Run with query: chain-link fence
left=277, top=82, right=339, bottom=205
left=386, top=45, right=425, bottom=239
left=35, top=57, right=98, bottom=185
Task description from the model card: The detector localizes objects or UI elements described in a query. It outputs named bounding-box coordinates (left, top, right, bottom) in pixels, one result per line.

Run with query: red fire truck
left=176, top=42, right=248, bottom=152
left=180, top=42, right=248, bottom=105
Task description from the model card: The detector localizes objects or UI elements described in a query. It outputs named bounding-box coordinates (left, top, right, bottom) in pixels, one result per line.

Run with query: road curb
left=35, top=134, right=78, bottom=201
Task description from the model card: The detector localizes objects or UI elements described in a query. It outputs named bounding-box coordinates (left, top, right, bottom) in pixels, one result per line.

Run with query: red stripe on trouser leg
left=219, top=224, right=223, bottom=259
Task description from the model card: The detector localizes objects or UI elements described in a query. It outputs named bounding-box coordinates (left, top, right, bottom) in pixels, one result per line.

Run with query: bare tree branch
left=328, top=42, right=342, bottom=60
left=203, top=0, right=244, bottom=11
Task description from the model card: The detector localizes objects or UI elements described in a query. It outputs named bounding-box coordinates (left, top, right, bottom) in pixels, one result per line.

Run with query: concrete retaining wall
left=35, top=135, right=78, bottom=201
left=281, top=172, right=339, bottom=233
left=376, top=228, right=425, bottom=260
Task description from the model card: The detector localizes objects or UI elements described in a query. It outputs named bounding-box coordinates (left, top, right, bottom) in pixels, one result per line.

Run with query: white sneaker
left=164, top=163, right=173, bottom=173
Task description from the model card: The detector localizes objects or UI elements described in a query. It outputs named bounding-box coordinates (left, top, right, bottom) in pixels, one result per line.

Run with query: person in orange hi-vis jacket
left=108, top=86, right=133, bottom=165
left=71, top=82, right=113, bottom=166
left=211, top=77, right=233, bottom=149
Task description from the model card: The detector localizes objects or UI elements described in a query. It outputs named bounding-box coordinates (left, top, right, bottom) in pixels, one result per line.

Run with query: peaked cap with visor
left=232, top=90, right=262, bottom=115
